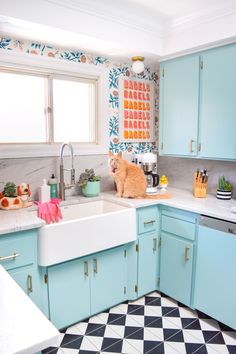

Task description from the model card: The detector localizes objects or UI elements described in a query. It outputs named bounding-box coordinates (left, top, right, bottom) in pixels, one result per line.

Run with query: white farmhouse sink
left=38, top=200, right=136, bottom=266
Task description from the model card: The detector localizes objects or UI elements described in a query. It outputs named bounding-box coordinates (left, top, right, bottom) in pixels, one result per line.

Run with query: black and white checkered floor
left=43, top=291, right=236, bottom=354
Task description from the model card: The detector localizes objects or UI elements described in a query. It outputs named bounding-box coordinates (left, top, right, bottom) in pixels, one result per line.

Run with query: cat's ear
left=117, top=151, right=122, bottom=158
left=108, top=151, right=114, bottom=157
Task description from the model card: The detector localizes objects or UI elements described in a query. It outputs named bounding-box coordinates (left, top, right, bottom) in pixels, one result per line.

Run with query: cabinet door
left=91, top=246, right=127, bottom=315
left=160, top=233, right=193, bottom=306
left=194, top=226, right=236, bottom=329
left=48, top=258, right=90, bottom=329
left=160, top=55, right=199, bottom=156
left=9, top=266, right=40, bottom=307
left=138, top=234, right=159, bottom=297
left=200, top=45, right=236, bottom=159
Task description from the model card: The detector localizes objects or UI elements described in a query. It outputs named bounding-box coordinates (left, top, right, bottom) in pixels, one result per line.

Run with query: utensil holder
left=193, top=173, right=207, bottom=198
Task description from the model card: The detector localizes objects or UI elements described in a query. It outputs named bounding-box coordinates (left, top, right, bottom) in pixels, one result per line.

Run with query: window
left=0, top=72, right=46, bottom=143
left=0, top=70, right=97, bottom=144
left=53, top=77, right=96, bottom=143
left=0, top=51, right=108, bottom=158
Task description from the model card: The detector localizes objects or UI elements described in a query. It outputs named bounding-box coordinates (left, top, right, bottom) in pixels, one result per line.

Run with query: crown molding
left=45, top=0, right=164, bottom=38
left=159, top=36, right=236, bottom=61
left=168, top=3, right=236, bottom=34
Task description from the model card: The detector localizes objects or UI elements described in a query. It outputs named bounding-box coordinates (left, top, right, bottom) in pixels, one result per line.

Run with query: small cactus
left=217, top=176, right=233, bottom=191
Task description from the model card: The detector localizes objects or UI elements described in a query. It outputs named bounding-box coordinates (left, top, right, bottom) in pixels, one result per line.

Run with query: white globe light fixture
left=131, top=56, right=145, bottom=74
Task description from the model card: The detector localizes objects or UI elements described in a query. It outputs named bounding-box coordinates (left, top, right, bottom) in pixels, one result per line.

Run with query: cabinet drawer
left=162, top=208, right=197, bottom=224
left=138, top=206, right=158, bottom=235
left=161, top=215, right=196, bottom=241
left=0, top=230, right=37, bottom=270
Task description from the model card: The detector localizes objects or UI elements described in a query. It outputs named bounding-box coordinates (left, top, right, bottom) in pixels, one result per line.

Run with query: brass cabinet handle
left=189, top=140, right=194, bottom=153
left=184, top=247, right=190, bottom=261
left=93, top=258, right=98, bottom=274
left=144, top=220, right=156, bottom=225
left=28, top=274, right=33, bottom=293
left=153, top=238, right=157, bottom=252
left=0, top=252, right=20, bottom=262
left=84, top=260, right=89, bottom=276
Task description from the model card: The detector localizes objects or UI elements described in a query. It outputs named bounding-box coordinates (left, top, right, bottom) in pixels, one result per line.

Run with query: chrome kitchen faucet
left=59, top=143, right=75, bottom=200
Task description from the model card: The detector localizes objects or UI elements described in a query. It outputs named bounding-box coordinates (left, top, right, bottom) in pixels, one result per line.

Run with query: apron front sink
left=38, top=200, right=136, bottom=266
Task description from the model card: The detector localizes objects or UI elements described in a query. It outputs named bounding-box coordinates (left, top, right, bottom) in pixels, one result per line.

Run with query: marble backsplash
left=0, top=155, right=236, bottom=200
left=0, top=155, right=114, bottom=201
left=157, top=156, right=236, bottom=198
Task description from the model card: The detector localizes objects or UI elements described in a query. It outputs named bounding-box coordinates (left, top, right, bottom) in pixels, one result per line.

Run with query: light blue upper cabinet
left=199, top=45, right=236, bottom=159
left=160, top=43, right=236, bottom=160
left=159, top=55, right=199, bottom=156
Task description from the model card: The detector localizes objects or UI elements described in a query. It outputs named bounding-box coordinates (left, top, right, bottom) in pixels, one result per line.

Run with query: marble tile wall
left=157, top=156, right=236, bottom=198
left=0, top=155, right=114, bottom=200
left=1, top=154, right=236, bottom=200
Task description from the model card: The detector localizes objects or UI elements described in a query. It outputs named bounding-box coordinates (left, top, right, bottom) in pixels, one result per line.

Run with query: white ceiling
left=0, top=0, right=236, bottom=62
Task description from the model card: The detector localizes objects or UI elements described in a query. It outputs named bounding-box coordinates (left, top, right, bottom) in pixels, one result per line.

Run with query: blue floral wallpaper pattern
left=0, top=37, right=159, bottom=154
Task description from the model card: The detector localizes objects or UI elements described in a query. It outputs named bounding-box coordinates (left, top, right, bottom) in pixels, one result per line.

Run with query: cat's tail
left=144, top=193, right=172, bottom=199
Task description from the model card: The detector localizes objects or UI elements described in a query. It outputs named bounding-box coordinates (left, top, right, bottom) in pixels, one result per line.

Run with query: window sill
left=0, top=142, right=109, bottom=159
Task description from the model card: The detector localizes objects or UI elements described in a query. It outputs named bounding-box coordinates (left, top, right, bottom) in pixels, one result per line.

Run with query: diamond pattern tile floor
left=42, top=291, right=236, bottom=354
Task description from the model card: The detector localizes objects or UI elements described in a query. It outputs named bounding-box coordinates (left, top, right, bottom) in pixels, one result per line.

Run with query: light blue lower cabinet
left=9, top=266, right=40, bottom=307
left=0, top=229, right=42, bottom=309
left=194, top=225, right=236, bottom=329
left=90, top=246, right=127, bottom=315
left=46, top=245, right=128, bottom=329
left=47, top=257, right=90, bottom=329
left=160, top=233, right=194, bottom=307
left=137, top=233, right=159, bottom=297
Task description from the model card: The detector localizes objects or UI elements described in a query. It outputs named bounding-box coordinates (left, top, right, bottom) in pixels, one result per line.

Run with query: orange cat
left=108, top=152, right=172, bottom=199
left=109, top=151, right=146, bottom=198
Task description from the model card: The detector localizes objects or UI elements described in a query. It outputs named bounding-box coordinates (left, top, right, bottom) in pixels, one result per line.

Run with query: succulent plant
left=3, top=182, right=17, bottom=197
left=78, top=169, right=101, bottom=188
left=217, top=176, right=233, bottom=191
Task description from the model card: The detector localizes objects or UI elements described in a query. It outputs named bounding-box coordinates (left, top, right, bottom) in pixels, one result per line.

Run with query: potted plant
left=78, top=169, right=101, bottom=197
left=217, top=176, right=233, bottom=200
left=0, top=182, right=21, bottom=210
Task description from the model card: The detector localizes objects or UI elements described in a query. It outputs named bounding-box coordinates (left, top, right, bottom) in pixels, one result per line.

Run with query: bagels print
left=118, top=77, right=154, bottom=142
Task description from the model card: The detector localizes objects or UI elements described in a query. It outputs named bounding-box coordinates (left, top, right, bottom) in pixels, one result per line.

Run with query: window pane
left=53, top=78, right=96, bottom=143
left=0, top=72, right=46, bottom=143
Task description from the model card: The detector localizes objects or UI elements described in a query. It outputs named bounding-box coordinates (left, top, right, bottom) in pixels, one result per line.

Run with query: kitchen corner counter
left=101, top=188, right=236, bottom=223
left=0, top=188, right=236, bottom=236
left=0, top=265, right=59, bottom=354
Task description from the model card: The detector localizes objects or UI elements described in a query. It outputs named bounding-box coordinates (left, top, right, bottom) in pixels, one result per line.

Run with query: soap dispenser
left=38, top=179, right=50, bottom=203
left=48, top=174, right=58, bottom=198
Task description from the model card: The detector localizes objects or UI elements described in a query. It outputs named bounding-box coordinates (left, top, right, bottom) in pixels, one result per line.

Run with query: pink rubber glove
left=50, top=198, right=62, bottom=222
left=34, top=202, right=50, bottom=223
left=34, top=201, right=62, bottom=224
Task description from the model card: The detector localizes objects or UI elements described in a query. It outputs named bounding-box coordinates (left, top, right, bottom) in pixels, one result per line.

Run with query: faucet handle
left=71, top=168, right=75, bottom=185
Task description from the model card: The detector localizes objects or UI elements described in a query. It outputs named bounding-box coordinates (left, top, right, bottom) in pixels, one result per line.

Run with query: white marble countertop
left=102, top=188, right=236, bottom=223
left=0, top=187, right=236, bottom=236
left=0, top=265, right=60, bottom=354
left=0, top=208, right=45, bottom=235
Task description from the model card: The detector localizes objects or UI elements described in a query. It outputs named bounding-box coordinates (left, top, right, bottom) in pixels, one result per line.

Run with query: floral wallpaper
left=0, top=37, right=159, bottom=154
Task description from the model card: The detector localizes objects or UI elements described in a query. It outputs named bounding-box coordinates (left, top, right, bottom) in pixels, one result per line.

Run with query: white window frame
left=0, top=50, right=109, bottom=158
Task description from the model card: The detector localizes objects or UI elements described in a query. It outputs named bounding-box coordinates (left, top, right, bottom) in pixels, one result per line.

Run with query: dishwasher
left=194, top=215, right=236, bottom=330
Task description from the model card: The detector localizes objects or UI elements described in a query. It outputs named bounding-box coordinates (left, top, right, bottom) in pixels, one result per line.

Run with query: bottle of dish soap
left=48, top=174, right=58, bottom=198
left=38, top=179, right=50, bottom=203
